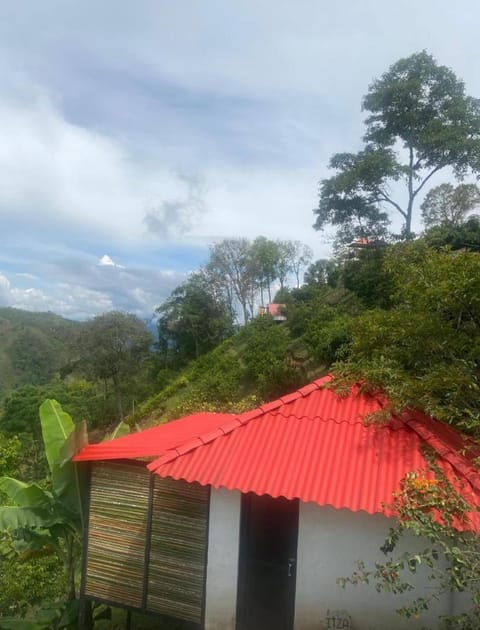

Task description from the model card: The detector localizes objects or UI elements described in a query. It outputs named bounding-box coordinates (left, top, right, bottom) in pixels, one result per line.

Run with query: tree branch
left=378, top=191, right=408, bottom=218
left=413, top=165, right=444, bottom=198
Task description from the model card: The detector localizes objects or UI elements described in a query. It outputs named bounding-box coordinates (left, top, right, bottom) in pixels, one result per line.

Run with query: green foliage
left=76, top=311, right=153, bottom=420
left=0, top=433, right=21, bottom=479
left=342, top=247, right=393, bottom=308
left=424, top=216, right=480, bottom=252
left=303, top=259, right=340, bottom=288
left=137, top=312, right=316, bottom=424
left=0, top=399, right=86, bottom=622
left=316, top=51, right=480, bottom=243
left=336, top=243, right=480, bottom=430
left=238, top=317, right=301, bottom=399
left=304, top=312, right=353, bottom=365
left=0, top=307, right=79, bottom=400
left=8, top=330, right=57, bottom=385
left=1, top=379, right=114, bottom=437
left=421, top=183, right=480, bottom=229
left=339, top=462, right=480, bottom=628
left=157, top=271, right=234, bottom=367
left=285, top=286, right=362, bottom=368
left=0, top=554, right=66, bottom=619
left=315, top=146, right=393, bottom=244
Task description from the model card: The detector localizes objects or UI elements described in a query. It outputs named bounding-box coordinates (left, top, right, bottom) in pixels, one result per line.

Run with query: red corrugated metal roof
left=144, top=377, right=480, bottom=526
left=74, top=376, right=480, bottom=528
left=268, top=303, right=286, bottom=318
left=73, top=412, right=233, bottom=461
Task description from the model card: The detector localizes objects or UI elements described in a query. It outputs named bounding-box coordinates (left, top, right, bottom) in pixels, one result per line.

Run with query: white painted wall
left=294, top=503, right=453, bottom=630
left=204, top=488, right=241, bottom=630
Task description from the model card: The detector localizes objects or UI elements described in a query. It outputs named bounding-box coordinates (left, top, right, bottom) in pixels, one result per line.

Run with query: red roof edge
left=148, top=375, right=335, bottom=473
left=402, top=413, right=480, bottom=492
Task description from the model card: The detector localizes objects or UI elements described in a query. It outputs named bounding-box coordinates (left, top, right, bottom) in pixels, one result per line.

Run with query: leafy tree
left=76, top=312, right=152, bottom=421
left=275, top=240, right=297, bottom=291
left=288, top=241, right=313, bottom=288
left=336, top=243, right=480, bottom=431
left=342, top=247, right=393, bottom=308
left=424, top=215, right=480, bottom=252
left=315, top=51, right=480, bottom=244
left=239, top=316, right=302, bottom=399
left=208, top=238, right=258, bottom=324
left=421, top=183, right=480, bottom=228
left=251, top=237, right=280, bottom=305
left=304, top=259, right=339, bottom=288
left=156, top=271, right=234, bottom=366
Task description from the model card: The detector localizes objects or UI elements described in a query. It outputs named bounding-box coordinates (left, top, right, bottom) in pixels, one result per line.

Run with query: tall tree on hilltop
left=251, top=236, right=280, bottom=305
left=207, top=238, right=258, bottom=324
left=288, top=241, right=313, bottom=288
left=315, top=51, right=480, bottom=245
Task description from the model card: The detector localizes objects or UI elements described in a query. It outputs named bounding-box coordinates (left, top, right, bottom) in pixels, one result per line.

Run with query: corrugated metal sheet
left=74, top=412, right=233, bottom=461
left=76, top=376, right=480, bottom=527
left=84, top=461, right=150, bottom=606
left=147, top=478, right=208, bottom=623
left=147, top=377, right=480, bottom=523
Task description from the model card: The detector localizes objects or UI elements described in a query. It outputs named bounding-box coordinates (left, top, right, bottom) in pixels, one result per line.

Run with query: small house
left=258, top=303, right=287, bottom=322
left=74, top=376, right=480, bottom=629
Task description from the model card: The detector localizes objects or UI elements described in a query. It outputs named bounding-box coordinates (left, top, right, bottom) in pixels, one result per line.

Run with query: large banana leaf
left=39, top=400, right=84, bottom=528
left=0, top=505, right=58, bottom=530
left=39, top=400, right=75, bottom=475
left=0, top=477, right=53, bottom=508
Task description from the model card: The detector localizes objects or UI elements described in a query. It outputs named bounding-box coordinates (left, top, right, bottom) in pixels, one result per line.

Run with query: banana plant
left=0, top=400, right=87, bottom=607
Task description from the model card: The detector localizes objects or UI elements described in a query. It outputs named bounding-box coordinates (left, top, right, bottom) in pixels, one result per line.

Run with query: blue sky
left=1, top=1, right=479, bottom=319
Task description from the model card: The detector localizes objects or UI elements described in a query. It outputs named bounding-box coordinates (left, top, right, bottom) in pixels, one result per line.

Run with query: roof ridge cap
left=401, top=414, right=480, bottom=491
left=148, top=378, right=332, bottom=473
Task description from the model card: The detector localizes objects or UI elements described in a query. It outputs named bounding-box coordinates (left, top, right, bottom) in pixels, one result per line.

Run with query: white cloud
left=98, top=254, right=124, bottom=268
left=0, top=1, right=479, bottom=318
left=0, top=88, right=207, bottom=256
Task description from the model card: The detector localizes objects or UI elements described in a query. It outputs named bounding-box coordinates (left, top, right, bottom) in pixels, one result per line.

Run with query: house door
left=236, top=493, right=299, bottom=630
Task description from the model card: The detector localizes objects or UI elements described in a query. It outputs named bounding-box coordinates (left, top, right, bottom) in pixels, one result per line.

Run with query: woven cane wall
left=84, top=461, right=150, bottom=607
left=84, top=462, right=209, bottom=624
left=146, top=477, right=209, bottom=623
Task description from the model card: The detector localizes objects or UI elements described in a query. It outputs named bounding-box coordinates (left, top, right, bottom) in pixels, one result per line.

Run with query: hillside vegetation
left=0, top=307, right=79, bottom=398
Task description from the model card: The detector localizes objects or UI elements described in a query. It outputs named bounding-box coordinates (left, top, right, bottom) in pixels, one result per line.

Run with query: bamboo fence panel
left=147, top=477, right=209, bottom=623
left=84, top=462, right=150, bottom=607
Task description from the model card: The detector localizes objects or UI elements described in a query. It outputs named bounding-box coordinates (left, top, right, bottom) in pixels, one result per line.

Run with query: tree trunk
left=406, top=145, right=414, bottom=238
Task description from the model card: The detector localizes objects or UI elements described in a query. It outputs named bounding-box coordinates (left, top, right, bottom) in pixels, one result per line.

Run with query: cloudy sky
left=1, top=1, right=479, bottom=319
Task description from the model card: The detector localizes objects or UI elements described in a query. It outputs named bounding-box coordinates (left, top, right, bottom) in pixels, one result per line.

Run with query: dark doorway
left=236, top=493, right=299, bottom=630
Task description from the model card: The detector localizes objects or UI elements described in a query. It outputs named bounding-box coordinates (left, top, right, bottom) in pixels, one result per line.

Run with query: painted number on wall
left=325, top=609, right=352, bottom=629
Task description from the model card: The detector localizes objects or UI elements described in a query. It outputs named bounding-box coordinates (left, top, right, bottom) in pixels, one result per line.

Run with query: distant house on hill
left=258, top=302, right=287, bottom=321
left=74, top=376, right=480, bottom=630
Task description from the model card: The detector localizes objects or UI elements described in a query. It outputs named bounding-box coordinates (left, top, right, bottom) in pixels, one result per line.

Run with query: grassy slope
left=133, top=287, right=361, bottom=429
